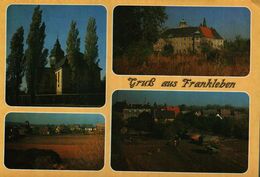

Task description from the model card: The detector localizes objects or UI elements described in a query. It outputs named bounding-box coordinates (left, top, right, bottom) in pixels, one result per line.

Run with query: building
left=163, top=106, right=180, bottom=117
left=202, top=109, right=218, bottom=117
left=96, top=123, right=105, bottom=134
left=219, top=108, right=233, bottom=118
left=154, top=18, right=224, bottom=54
left=123, top=106, right=152, bottom=120
left=51, top=53, right=102, bottom=95
left=54, top=57, right=73, bottom=95
left=39, top=126, right=50, bottom=135
left=154, top=109, right=175, bottom=123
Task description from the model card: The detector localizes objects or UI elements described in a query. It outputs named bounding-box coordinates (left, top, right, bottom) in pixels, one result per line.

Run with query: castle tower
left=179, top=19, right=188, bottom=28
left=203, top=18, right=207, bottom=27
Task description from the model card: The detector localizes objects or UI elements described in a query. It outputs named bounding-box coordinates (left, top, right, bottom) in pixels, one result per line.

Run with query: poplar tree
left=66, top=21, right=81, bottom=91
left=84, top=17, right=98, bottom=65
left=84, top=17, right=101, bottom=91
left=6, top=26, right=24, bottom=103
left=25, top=6, right=48, bottom=103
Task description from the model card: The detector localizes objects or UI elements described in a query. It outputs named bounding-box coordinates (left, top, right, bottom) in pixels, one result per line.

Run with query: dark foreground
left=111, top=137, right=248, bottom=172
left=5, top=135, right=104, bottom=170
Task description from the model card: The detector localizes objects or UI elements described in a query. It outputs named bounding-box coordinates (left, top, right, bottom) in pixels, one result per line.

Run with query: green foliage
left=85, top=17, right=98, bottom=65
left=66, top=21, right=81, bottom=69
left=84, top=17, right=101, bottom=92
left=128, top=112, right=154, bottom=131
left=233, top=118, right=249, bottom=139
left=6, top=26, right=24, bottom=103
left=50, top=38, right=64, bottom=67
left=125, top=40, right=153, bottom=65
left=200, top=40, right=214, bottom=61
left=200, top=41, right=221, bottom=62
left=200, top=36, right=250, bottom=65
left=113, top=6, right=167, bottom=60
left=222, top=36, right=250, bottom=65
left=66, top=20, right=81, bottom=90
left=25, top=6, right=48, bottom=102
left=161, top=43, right=174, bottom=57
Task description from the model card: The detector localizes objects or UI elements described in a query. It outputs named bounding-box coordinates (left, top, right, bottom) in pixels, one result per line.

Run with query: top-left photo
left=6, top=5, right=106, bottom=107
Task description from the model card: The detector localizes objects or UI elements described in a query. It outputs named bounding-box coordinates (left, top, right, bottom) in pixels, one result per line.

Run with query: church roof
left=55, top=57, right=68, bottom=70
left=55, top=54, right=103, bottom=71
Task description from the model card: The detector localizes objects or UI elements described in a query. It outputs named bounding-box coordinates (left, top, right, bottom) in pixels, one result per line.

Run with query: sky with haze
left=7, top=5, right=106, bottom=78
left=165, top=7, right=250, bottom=40
left=113, top=91, right=249, bottom=108
left=6, top=113, right=105, bottom=125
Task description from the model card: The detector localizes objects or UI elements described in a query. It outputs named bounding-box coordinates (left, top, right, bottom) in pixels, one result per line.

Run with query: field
left=5, top=135, right=104, bottom=170
left=111, top=137, right=248, bottom=172
left=113, top=55, right=249, bottom=76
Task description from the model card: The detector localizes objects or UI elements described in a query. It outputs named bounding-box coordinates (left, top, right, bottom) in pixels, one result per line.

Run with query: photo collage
left=0, top=1, right=259, bottom=177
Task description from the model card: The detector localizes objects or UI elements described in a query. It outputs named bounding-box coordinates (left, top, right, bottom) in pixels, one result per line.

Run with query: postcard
left=0, top=0, right=259, bottom=177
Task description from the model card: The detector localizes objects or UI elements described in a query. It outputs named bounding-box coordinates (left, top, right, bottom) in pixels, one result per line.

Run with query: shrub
left=161, top=44, right=174, bottom=57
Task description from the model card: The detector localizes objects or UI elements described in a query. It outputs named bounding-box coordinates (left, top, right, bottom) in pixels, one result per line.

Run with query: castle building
left=154, top=18, right=224, bottom=54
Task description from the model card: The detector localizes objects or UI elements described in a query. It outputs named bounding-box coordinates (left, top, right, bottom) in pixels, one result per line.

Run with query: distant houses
left=123, top=104, right=152, bottom=120
left=117, top=102, right=248, bottom=125
left=5, top=122, right=105, bottom=140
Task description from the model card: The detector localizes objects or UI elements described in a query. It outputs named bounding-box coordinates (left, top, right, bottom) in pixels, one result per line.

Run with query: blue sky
left=113, top=90, right=249, bottom=107
left=6, top=113, right=105, bottom=125
left=165, top=7, right=250, bottom=40
left=7, top=5, right=106, bottom=78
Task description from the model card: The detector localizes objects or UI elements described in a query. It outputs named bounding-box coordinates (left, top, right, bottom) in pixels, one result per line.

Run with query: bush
left=124, top=40, right=153, bottom=65
left=161, top=44, right=174, bottom=57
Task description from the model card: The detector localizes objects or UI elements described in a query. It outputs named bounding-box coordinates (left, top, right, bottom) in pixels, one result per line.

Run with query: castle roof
left=162, top=26, right=223, bottom=39
left=162, top=27, right=199, bottom=38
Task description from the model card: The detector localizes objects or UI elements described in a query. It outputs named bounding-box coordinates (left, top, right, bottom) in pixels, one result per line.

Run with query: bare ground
left=5, top=135, right=104, bottom=170
left=112, top=137, right=248, bottom=173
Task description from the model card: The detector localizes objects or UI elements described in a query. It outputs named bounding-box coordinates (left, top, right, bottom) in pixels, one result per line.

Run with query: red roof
left=199, top=26, right=214, bottom=38
left=164, top=106, right=180, bottom=114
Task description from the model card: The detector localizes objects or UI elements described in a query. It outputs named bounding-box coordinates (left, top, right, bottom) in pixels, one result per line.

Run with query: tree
left=25, top=6, right=48, bottom=103
left=85, top=17, right=98, bottom=64
left=66, top=21, right=81, bottom=91
left=161, top=43, right=174, bottom=57
left=50, top=38, right=64, bottom=67
left=84, top=17, right=101, bottom=92
left=113, top=6, right=167, bottom=58
left=6, top=26, right=24, bottom=104
left=222, top=35, right=250, bottom=65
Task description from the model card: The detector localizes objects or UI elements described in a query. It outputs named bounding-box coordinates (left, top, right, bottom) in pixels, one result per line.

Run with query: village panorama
left=111, top=91, right=248, bottom=172
left=5, top=113, right=105, bottom=170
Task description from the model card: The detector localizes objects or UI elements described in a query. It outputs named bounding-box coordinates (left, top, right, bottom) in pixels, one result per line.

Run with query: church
left=53, top=54, right=102, bottom=95
left=38, top=39, right=102, bottom=95
left=154, top=18, right=224, bottom=54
